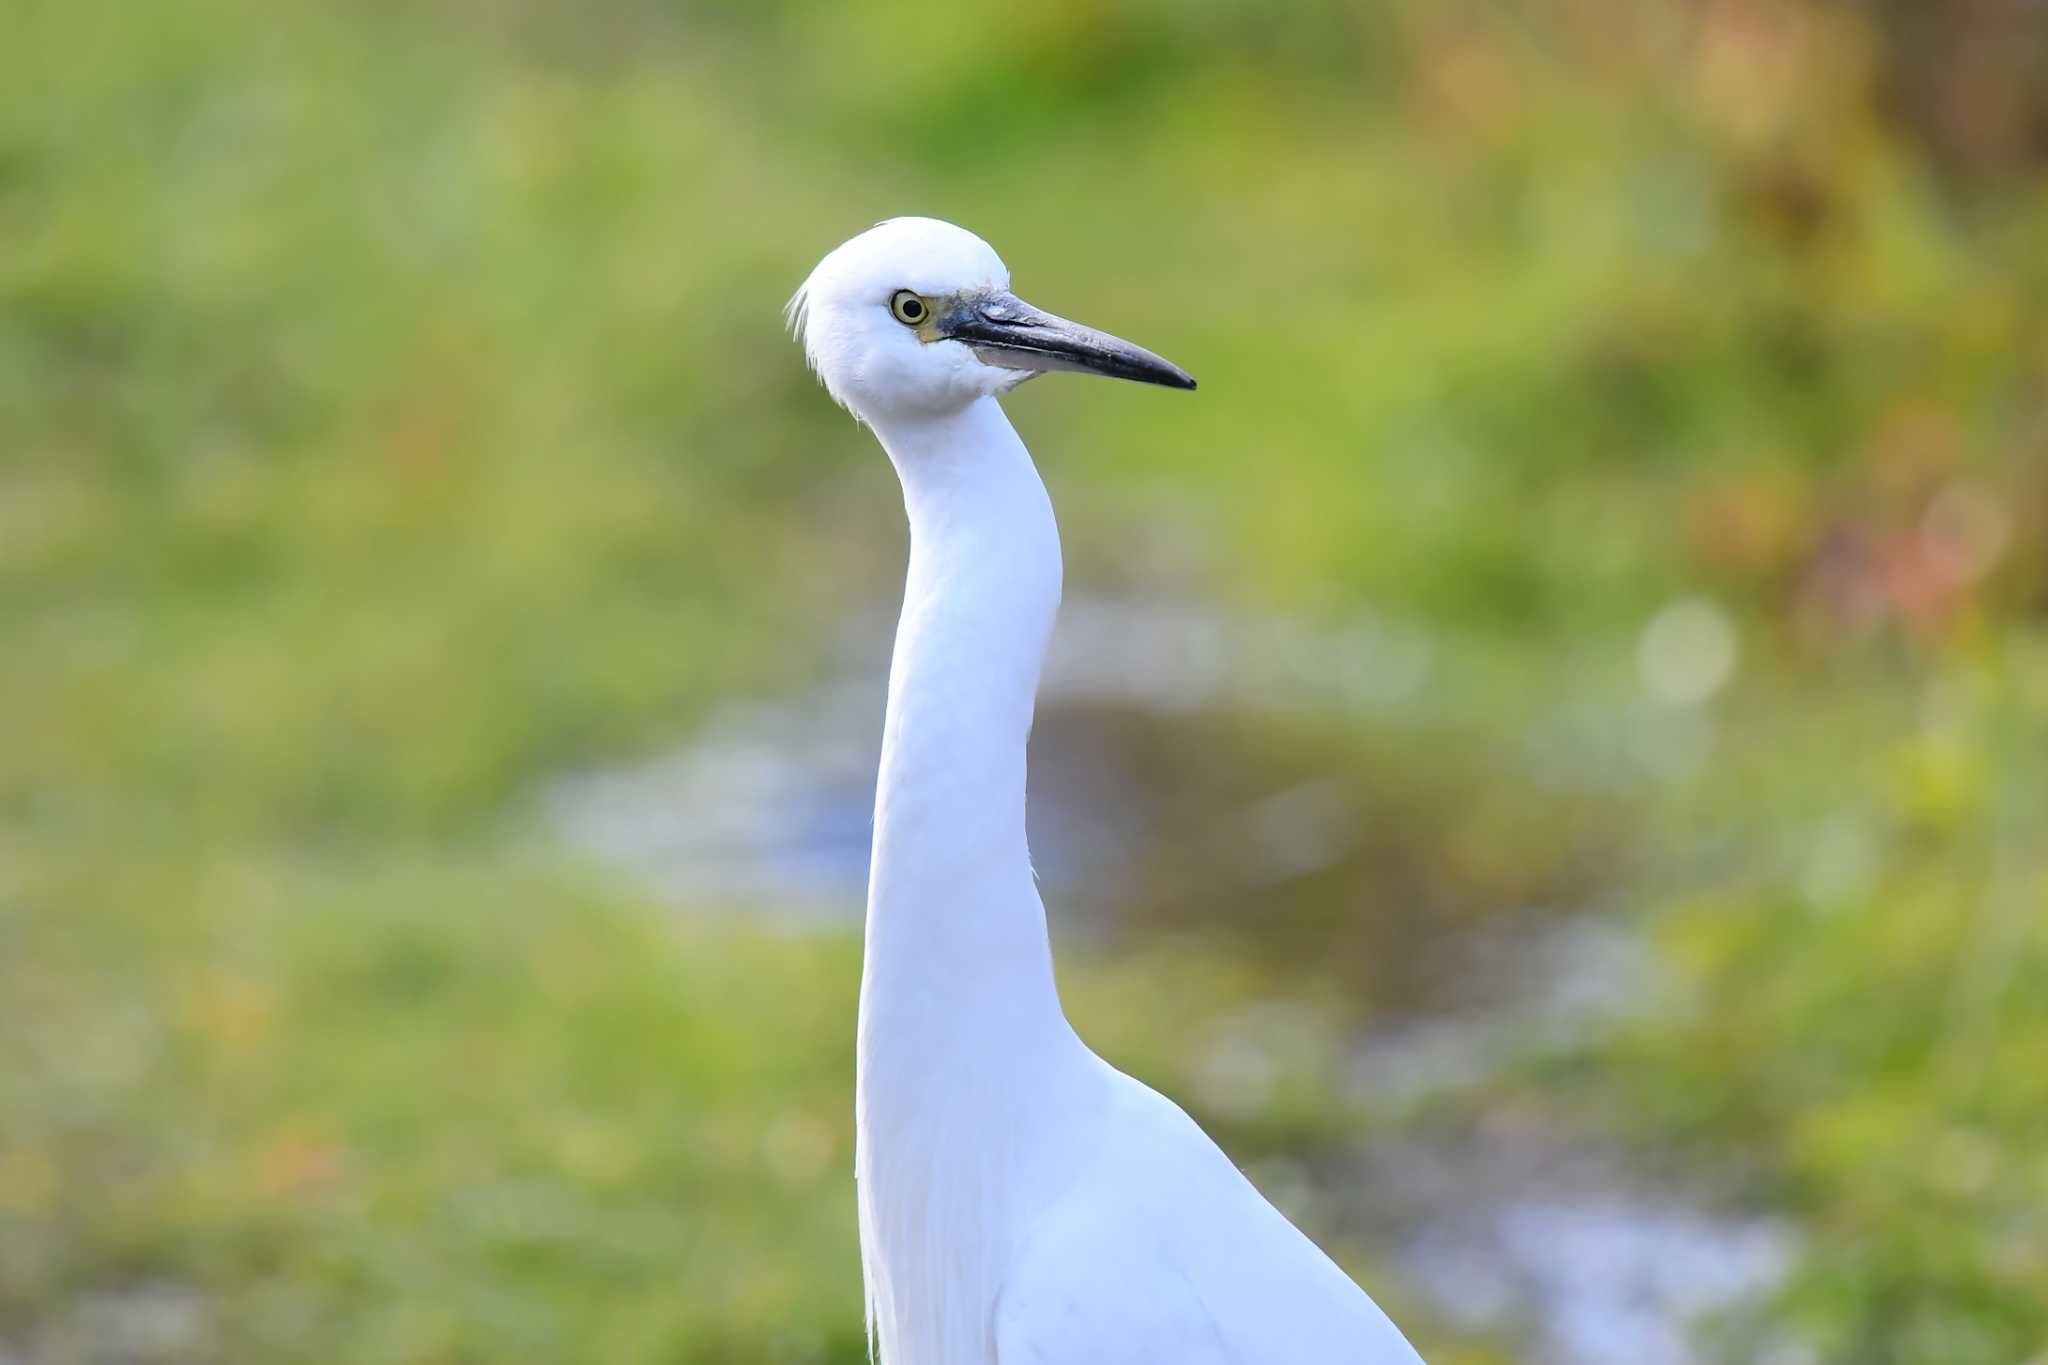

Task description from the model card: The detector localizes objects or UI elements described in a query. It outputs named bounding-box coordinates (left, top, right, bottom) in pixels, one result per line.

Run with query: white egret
left=790, top=217, right=1428, bottom=1365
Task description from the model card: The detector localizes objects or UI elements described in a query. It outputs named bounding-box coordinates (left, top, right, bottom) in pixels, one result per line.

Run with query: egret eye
left=890, top=291, right=929, bottom=326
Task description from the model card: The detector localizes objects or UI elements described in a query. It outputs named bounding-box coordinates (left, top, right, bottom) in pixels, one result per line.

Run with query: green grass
left=3, top=0, right=2046, bottom=1360
left=2, top=840, right=865, bottom=1362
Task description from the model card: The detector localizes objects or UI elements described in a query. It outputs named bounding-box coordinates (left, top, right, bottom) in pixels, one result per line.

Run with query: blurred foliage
left=2, top=0, right=2045, bottom=1361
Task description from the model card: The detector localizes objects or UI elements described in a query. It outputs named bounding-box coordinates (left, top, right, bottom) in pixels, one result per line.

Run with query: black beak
left=941, top=291, right=1197, bottom=391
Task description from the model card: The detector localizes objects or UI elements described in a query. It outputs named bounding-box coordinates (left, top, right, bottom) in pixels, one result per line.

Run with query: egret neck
left=860, top=396, right=1070, bottom=1066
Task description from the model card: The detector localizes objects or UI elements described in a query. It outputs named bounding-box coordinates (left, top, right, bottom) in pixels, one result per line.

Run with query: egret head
left=788, top=217, right=1195, bottom=423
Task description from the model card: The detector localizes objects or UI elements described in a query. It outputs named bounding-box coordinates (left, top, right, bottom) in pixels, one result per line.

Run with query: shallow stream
left=544, top=594, right=1791, bottom=1364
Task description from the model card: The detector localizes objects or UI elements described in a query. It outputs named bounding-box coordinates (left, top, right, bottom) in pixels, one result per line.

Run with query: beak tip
left=955, top=292, right=1199, bottom=392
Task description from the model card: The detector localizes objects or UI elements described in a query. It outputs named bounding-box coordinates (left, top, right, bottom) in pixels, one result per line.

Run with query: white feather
left=795, top=218, right=1428, bottom=1365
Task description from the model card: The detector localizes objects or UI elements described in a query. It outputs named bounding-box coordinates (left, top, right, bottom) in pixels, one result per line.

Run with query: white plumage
left=791, top=217, right=1427, bottom=1365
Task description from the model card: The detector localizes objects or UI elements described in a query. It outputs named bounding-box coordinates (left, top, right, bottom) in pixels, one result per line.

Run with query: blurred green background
left=4, top=0, right=2045, bottom=1361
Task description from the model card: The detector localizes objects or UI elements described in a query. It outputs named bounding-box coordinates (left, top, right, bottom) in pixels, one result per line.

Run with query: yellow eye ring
left=890, top=291, right=930, bottom=326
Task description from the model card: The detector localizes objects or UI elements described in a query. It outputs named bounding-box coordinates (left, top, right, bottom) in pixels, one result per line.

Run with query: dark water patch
left=543, top=595, right=1617, bottom=1003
